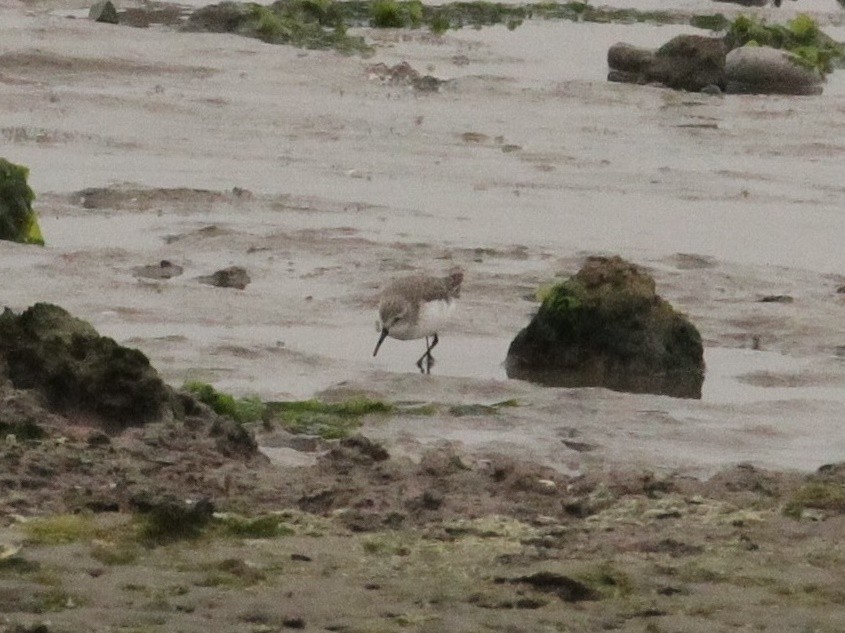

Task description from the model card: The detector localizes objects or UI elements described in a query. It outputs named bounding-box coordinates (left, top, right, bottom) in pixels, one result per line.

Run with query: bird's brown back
left=381, top=269, right=463, bottom=304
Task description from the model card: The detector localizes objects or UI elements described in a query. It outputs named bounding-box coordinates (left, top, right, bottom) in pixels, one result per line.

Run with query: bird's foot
left=416, top=354, right=435, bottom=374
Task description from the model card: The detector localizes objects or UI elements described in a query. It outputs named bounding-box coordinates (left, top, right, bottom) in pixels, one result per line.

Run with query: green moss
left=196, top=558, right=266, bottom=587
left=784, top=482, right=845, bottom=519
left=186, top=0, right=371, bottom=54
left=90, top=542, right=140, bottom=565
left=789, top=13, right=819, bottom=43
left=0, top=555, right=40, bottom=574
left=264, top=397, right=392, bottom=439
left=183, top=381, right=266, bottom=424
left=448, top=399, right=518, bottom=416
left=39, top=587, right=81, bottom=612
left=578, top=562, right=633, bottom=598
left=186, top=386, right=397, bottom=439
left=726, top=13, right=844, bottom=74
left=0, top=303, right=171, bottom=427
left=371, top=0, right=423, bottom=27
left=0, top=158, right=44, bottom=246
left=23, top=514, right=98, bottom=545
left=216, top=513, right=296, bottom=538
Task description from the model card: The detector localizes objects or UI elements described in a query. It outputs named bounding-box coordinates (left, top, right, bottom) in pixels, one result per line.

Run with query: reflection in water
left=507, top=347, right=845, bottom=405
left=505, top=363, right=704, bottom=399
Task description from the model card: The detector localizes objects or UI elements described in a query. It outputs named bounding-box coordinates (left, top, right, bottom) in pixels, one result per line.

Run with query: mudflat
left=2, top=0, right=845, bottom=631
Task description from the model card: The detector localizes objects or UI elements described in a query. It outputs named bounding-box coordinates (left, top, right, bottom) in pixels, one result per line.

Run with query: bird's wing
left=383, top=275, right=454, bottom=303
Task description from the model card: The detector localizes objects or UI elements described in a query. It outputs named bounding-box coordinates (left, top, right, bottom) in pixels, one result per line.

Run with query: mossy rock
left=724, top=13, right=844, bottom=75
left=0, top=158, right=44, bottom=246
left=725, top=46, right=823, bottom=95
left=648, top=35, right=728, bottom=92
left=184, top=0, right=371, bottom=54
left=505, top=256, right=705, bottom=398
left=0, top=303, right=172, bottom=426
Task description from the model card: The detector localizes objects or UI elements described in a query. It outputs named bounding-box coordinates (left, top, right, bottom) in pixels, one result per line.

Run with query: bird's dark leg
left=415, top=334, right=439, bottom=374
left=416, top=337, right=430, bottom=373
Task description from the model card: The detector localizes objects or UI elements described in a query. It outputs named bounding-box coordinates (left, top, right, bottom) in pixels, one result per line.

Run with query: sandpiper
left=372, top=268, right=464, bottom=374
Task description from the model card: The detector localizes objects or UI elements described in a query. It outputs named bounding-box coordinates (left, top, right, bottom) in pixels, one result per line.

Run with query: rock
left=700, top=83, right=723, bottom=96
left=326, top=435, right=389, bottom=465
left=713, top=0, right=767, bottom=5
left=505, top=256, right=705, bottom=399
left=606, top=42, right=654, bottom=84
left=724, top=46, right=824, bottom=95
left=412, top=74, right=445, bottom=93
left=366, top=61, right=446, bottom=92
left=499, top=572, right=598, bottom=602
left=0, top=158, right=44, bottom=246
left=607, top=36, right=728, bottom=92
left=0, top=303, right=173, bottom=426
left=198, top=266, right=250, bottom=289
left=648, top=35, right=728, bottom=92
left=759, top=294, right=794, bottom=303
left=130, top=492, right=215, bottom=541
left=89, top=0, right=119, bottom=24
left=607, top=69, right=643, bottom=85
left=132, top=260, right=183, bottom=280
left=211, top=414, right=259, bottom=456
left=184, top=1, right=251, bottom=33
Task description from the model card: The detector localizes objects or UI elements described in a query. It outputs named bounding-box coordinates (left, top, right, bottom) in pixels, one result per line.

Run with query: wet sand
left=2, top=0, right=845, bottom=479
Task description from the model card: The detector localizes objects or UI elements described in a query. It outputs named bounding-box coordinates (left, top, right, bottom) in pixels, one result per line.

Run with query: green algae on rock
left=184, top=381, right=266, bottom=424
left=609, top=13, right=843, bottom=94
left=264, top=397, right=393, bottom=439
left=0, top=158, right=44, bottom=246
left=0, top=303, right=171, bottom=426
left=505, top=256, right=705, bottom=398
left=184, top=0, right=723, bottom=53
left=184, top=0, right=371, bottom=54
left=725, top=13, right=845, bottom=75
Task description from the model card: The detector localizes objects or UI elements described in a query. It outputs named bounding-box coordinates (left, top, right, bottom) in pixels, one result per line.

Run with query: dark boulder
left=89, top=0, right=119, bottom=24
left=505, top=256, right=705, bottom=399
left=198, top=265, right=250, bottom=289
left=0, top=303, right=173, bottom=427
left=648, top=35, right=728, bottom=92
left=183, top=1, right=251, bottom=32
left=608, top=35, right=728, bottom=92
left=606, top=43, right=654, bottom=85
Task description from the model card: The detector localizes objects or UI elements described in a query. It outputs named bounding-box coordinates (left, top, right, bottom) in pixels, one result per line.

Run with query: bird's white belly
left=391, top=299, right=456, bottom=340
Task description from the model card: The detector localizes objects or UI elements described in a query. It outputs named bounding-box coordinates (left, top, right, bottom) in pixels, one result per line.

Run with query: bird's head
left=373, top=296, right=410, bottom=357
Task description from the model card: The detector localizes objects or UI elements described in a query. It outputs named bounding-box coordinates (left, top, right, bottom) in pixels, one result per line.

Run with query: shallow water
left=702, top=347, right=845, bottom=404
left=106, top=313, right=845, bottom=407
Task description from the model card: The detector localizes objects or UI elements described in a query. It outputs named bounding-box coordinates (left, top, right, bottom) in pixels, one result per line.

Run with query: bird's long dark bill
left=373, top=328, right=389, bottom=357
